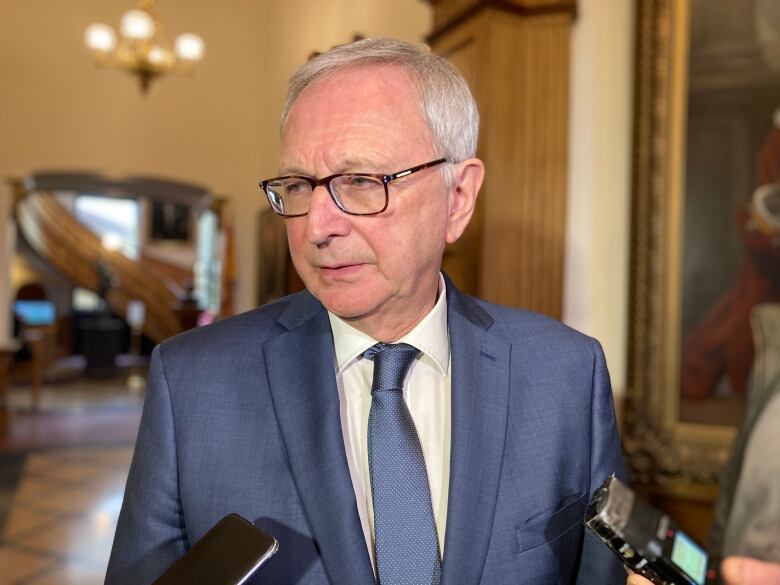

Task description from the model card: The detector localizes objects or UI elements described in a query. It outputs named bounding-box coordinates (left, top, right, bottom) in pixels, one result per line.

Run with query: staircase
left=15, top=191, right=185, bottom=343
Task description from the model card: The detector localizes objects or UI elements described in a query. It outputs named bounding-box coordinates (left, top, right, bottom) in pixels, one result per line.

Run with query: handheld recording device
left=584, top=475, right=720, bottom=585
left=152, top=513, right=278, bottom=585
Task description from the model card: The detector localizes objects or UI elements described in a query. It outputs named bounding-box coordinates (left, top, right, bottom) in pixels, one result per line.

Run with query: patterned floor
left=0, top=377, right=142, bottom=585
left=0, top=446, right=133, bottom=584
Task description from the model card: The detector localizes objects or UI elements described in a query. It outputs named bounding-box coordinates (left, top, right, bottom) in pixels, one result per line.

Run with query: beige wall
left=1, top=0, right=636, bottom=399
left=564, top=0, right=635, bottom=397
left=0, top=0, right=431, bottom=317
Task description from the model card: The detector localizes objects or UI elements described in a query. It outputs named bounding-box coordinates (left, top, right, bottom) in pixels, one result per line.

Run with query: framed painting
left=625, top=0, right=780, bottom=485
left=150, top=200, right=191, bottom=242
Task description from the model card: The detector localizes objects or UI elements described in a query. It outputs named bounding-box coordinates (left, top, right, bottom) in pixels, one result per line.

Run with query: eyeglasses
left=259, top=158, right=447, bottom=217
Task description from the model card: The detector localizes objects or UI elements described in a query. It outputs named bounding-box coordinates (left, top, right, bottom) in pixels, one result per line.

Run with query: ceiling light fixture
left=84, top=0, right=205, bottom=94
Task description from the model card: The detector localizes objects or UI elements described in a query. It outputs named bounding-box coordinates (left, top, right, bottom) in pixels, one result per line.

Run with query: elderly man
left=106, top=38, right=625, bottom=584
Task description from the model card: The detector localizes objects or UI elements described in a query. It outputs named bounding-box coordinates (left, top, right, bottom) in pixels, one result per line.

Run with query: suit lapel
left=442, top=285, right=511, bottom=585
left=263, top=292, right=375, bottom=584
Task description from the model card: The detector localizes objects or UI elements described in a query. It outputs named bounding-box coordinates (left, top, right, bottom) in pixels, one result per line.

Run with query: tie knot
left=364, top=343, right=419, bottom=393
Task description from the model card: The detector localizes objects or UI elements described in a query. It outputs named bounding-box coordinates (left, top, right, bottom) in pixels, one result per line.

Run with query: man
left=106, top=38, right=625, bottom=584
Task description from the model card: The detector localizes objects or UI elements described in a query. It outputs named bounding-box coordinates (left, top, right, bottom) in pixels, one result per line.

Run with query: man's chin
left=312, top=288, right=379, bottom=321
left=320, top=299, right=373, bottom=321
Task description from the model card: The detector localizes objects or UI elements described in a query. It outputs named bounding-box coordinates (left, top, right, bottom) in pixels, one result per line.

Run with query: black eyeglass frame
left=259, top=158, right=448, bottom=217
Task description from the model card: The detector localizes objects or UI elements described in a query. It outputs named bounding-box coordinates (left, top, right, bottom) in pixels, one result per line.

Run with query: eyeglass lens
left=265, top=175, right=386, bottom=216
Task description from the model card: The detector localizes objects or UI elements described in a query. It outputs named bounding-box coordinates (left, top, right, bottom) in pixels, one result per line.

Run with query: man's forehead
left=304, top=62, right=415, bottom=95
left=286, top=64, right=419, bottom=124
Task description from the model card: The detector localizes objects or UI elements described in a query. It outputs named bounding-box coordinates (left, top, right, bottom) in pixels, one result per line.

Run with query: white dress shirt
left=327, top=274, right=451, bottom=569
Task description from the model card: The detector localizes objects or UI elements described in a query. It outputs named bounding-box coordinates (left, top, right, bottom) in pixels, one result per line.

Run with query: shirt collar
left=328, top=273, right=449, bottom=375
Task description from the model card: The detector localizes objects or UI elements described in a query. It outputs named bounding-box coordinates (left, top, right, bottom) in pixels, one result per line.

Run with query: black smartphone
left=584, top=475, right=720, bottom=585
left=152, top=513, right=279, bottom=585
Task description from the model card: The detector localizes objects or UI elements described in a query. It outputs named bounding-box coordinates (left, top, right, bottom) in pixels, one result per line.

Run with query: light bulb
left=147, top=45, right=169, bottom=66
left=174, top=33, right=205, bottom=61
left=120, top=9, right=155, bottom=40
left=84, top=23, right=117, bottom=53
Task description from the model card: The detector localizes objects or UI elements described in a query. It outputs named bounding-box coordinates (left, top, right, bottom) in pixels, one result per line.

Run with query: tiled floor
left=0, top=446, right=133, bottom=584
left=1, top=379, right=143, bottom=451
left=0, top=374, right=143, bottom=585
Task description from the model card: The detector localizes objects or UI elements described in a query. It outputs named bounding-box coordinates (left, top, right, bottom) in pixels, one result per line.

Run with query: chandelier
left=84, top=0, right=205, bottom=94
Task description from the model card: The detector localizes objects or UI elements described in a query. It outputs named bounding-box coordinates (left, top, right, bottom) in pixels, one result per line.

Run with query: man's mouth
left=321, top=263, right=361, bottom=269
left=318, top=263, right=367, bottom=276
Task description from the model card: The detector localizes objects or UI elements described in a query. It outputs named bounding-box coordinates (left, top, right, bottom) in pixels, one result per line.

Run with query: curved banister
left=15, top=191, right=185, bottom=343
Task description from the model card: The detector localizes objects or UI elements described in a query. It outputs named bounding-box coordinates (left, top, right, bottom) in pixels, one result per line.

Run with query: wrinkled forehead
left=283, top=64, right=428, bottom=134
left=280, top=64, right=436, bottom=168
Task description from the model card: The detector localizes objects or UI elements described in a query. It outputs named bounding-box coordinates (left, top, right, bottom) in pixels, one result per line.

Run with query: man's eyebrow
left=277, top=165, right=308, bottom=177
left=341, top=157, right=384, bottom=171
left=278, top=157, right=387, bottom=177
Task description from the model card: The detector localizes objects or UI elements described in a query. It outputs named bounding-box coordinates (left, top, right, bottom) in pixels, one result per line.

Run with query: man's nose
left=305, top=185, right=350, bottom=245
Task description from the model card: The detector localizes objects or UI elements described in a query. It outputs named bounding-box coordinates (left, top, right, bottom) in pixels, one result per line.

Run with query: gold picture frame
left=624, top=0, right=740, bottom=485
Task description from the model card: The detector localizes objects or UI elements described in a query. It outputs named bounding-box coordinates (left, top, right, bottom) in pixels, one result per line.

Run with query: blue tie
left=364, top=343, right=441, bottom=585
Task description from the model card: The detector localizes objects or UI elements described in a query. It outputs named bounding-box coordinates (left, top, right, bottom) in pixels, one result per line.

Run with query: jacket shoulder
left=156, top=290, right=313, bottom=359
left=468, top=295, right=600, bottom=355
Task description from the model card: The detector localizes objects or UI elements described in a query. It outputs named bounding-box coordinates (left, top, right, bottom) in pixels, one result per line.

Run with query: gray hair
left=280, top=38, right=480, bottom=188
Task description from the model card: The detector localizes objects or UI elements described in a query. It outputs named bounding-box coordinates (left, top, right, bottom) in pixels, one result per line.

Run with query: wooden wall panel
left=429, top=3, right=573, bottom=318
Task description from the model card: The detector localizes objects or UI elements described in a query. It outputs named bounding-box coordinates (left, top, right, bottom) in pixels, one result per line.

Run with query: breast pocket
left=515, top=490, right=588, bottom=553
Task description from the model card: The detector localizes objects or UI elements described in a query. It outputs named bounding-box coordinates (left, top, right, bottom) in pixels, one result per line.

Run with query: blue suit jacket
left=106, top=282, right=626, bottom=584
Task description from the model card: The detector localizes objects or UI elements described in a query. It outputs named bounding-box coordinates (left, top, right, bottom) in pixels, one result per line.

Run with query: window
left=74, top=195, right=140, bottom=259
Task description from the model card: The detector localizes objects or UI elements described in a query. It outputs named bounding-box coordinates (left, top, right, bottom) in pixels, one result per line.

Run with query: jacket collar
left=264, top=290, right=375, bottom=583
left=441, top=276, right=511, bottom=585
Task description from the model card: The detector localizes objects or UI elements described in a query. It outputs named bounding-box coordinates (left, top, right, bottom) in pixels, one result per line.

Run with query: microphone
left=152, top=513, right=278, bottom=585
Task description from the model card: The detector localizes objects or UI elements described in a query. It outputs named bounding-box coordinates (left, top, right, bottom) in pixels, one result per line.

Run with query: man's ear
left=446, top=158, right=485, bottom=244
